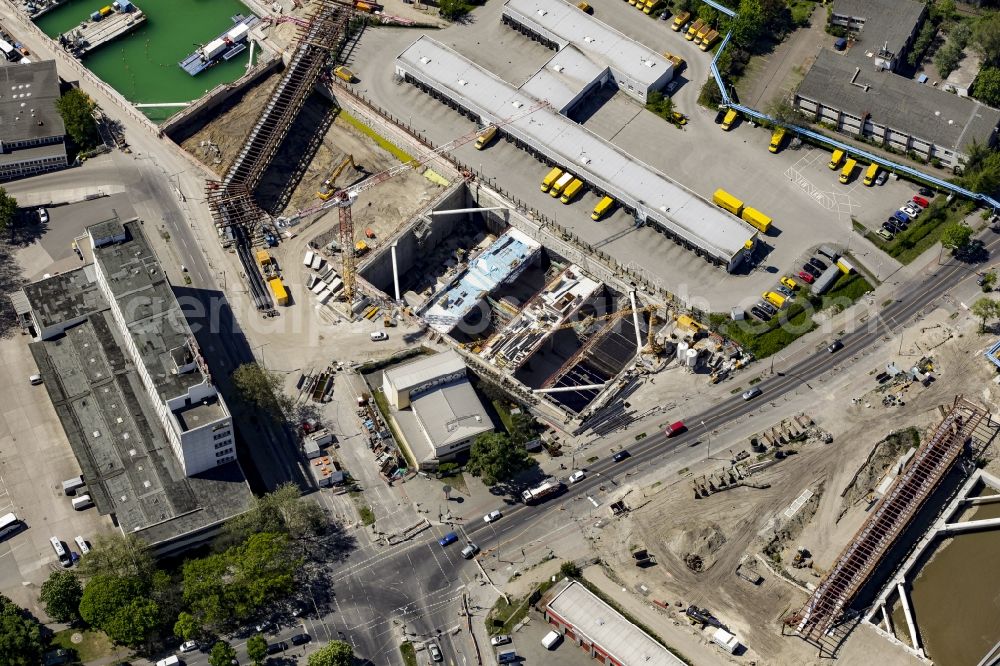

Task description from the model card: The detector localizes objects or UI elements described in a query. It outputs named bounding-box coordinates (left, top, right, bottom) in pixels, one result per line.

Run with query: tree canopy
left=971, top=297, right=1000, bottom=332
left=973, top=67, right=1000, bottom=107
left=75, top=532, right=154, bottom=579
left=247, top=634, right=268, bottom=666
left=940, top=223, right=973, bottom=253
left=307, top=640, right=354, bottom=666
left=465, top=432, right=534, bottom=485
left=39, top=571, right=82, bottom=623
left=231, top=363, right=292, bottom=420
left=55, top=88, right=100, bottom=149
left=0, top=594, right=43, bottom=666
left=78, top=574, right=160, bottom=647
left=0, top=187, right=17, bottom=234
left=209, top=640, right=239, bottom=666
left=219, top=482, right=325, bottom=550
left=972, top=11, right=1000, bottom=66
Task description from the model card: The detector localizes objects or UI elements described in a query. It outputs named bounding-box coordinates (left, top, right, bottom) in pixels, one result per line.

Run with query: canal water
left=891, top=501, right=1000, bottom=665
left=35, top=0, right=257, bottom=121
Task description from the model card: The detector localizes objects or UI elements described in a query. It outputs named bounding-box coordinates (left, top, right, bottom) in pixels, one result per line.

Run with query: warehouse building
left=0, top=60, right=68, bottom=181
left=395, top=36, right=757, bottom=272
left=382, top=350, right=495, bottom=466
left=501, top=0, right=673, bottom=104
left=795, top=0, right=999, bottom=168
left=19, top=217, right=251, bottom=555
left=544, top=580, right=687, bottom=666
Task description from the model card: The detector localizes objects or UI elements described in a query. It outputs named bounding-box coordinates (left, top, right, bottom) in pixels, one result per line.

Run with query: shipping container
left=269, top=278, right=289, bottom=306
left=712, top=188, right=744, bottom=216
left=741, top=207, right=772, bottom=233
left=540, top=167, right=563, bottom=192
left=560, top=178, right=584, bottom=204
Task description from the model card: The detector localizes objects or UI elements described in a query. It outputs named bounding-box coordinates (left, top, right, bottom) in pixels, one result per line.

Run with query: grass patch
left=748, top=376, right=762, bottom=385
left=492, top=399, right=514, bottom=433
left=587, top=455, right=599, bottom=464
left=486, top=579, right=557, bottom=635
left=51, top=629, right=119, bottom=663
left=576, top=576, right=693, bottom=665
left=357, top=505, right=376, bottom=526
left=336, top=110, right=415, bottom=164
left=815, top=273, right=873, bottom=311
left=635, top=432, right=647, bottom=441
left=372, top=390, right=416, bottom=469
left=858, top=200, right=976, bottom=264
left=399, top=642, right=418, bottom=666
left=439, top=471, right=468, bottom=494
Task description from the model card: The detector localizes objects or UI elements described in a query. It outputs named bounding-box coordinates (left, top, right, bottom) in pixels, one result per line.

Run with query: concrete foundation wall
left=161, top=56, right=284, bottom=143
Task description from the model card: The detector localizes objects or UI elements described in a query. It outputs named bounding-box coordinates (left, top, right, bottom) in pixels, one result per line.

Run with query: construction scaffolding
left=789, top=396, right=988, bottom=645
left=206, top=0, right=354, bottom=310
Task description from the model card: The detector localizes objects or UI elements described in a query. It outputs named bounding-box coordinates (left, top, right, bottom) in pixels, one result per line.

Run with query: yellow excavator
left=317, top=155, right=358, bottom=201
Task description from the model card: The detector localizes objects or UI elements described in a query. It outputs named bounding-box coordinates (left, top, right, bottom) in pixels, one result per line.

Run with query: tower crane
left=279, top=98, right=550, bottom=302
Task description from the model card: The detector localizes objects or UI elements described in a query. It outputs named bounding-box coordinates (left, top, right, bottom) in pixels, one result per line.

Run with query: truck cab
left=828, top=149, right=844, bottom=169
left=721, top=109, right=738, bottom=131
left=474, top=126, right=497, bottom=150
left=768, top=127, right=786, bottom=153
left=863, top=163, right=879, bottom=186
left=839, top=158, right=857, bottom=183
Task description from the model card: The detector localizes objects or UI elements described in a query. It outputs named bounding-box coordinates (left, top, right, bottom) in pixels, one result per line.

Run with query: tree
left=180, top=553, right=230, bottom=629
left=465, top=432, right=534, bottom=485
left=231, top=363, right=292, bottom=420
left=508, top=412, right=538, bottom=447
left=247, top=634, right=268, bottom=666
left=765, top=96, right=800, bottom=124
left=727, top=0, right=767, bottom=49
left=76, top=533, right=154, bottom=579
left=55, top=88, right=100, bottom=149
left=935, top=23, right=971, bottom=78
left=0, top=187, right=16, bottom=234
left=221, top=483, right=325, bottom=549
left=971, top=297, right=1000, bottom=332
left=307, top=640, right=354, bottom=666
left=438, top=0, right=469, bottom=20
left=39, top=571, right=82, bottom=623
left=972, top=11, right=1000, bottom=66
left=79, top=574, right=159, bottom=647
left=209, top=640, right=239, bottom=666
left=0, top=594, right=43, bottom=666
left=974, top=67, right=1000, bottom=107
left=560, top=561, right=581, bottom=578
left=940, top=223, right=973, bottom=253
left=173, top=611, right=200, bottom=642
left=908, top=21, right=937, bottom=67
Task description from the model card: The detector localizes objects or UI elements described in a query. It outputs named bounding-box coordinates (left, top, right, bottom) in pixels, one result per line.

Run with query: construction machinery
left=644, top=312, right=662, bottom=355
left=317, top=155, right=358, bottom=200
left=549, top=304, right=658, bottom=334
left=278, top=99, right=550, bottom=304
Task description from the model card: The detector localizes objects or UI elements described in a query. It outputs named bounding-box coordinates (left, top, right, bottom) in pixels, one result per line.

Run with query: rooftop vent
left=552, top=64, right=564, bottom=73
left=584, top=36, right=595, bottom=43
left=419, top=56, right=430, bottom=64
left=536, top=9, right=547, bottom=15
left=641, top=59, right=655, bottom=68
left=457, top=78, right=467, bottom=86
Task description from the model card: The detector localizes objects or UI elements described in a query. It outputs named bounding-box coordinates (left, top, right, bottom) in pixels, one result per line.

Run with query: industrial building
left=544, top=580, right=687, bottom=666
left=501, top=0, right=673, bottom=104
left=17, top=217, right=251, bottom=555
left=0, top=60, right=68, bottom=181
left=382, top=350, right=495, bottom=465
left=795, top=0, right=1000, bottom=168
left=394, top=36, right=758, bottom=272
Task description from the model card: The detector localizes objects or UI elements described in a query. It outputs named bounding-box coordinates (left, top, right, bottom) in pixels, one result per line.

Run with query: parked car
left=828, top=339, right=844, bottom=353
left=483, top=510, right=502, bottom=523
left=877, top=229, right=894, bottom=241
left=438, top=532, right=458, bottom=547
left=742, top=388, right=762, bottom=401
left=179, top=641, right=198, bottom=653
left=876, top=170, right=889, bottom=185
left=37, top=208, right=48, bottom=224
left=758, top=301, right=777, bottom=317
left=776, top=285, right=794, bottom=299
left=266, top=642, right=287, bottom=655
left=802, top=263, right=820, bottom=277
left=901, top=204, right=920, bottom=217
left=568, top=470, right=586, bottom=483
left=808, top=257, right=827, bottom=271
left=370, top=330, right=388, bottom=341
left=750, top=306, right=771, bottom=320
left=883, top=220, right=900, bottom=233
left=612, top=450, right=631, bottom=462
left=290, top=634, right=311, bottom=646
left=491, top=635, right=512, bottom=647
left=428, top=642, right=443, bottom=662
left=918, top=187, right=934, bottom=197
left=780, top=276, right=798, bottom=290
left=912, top=195, right=930, bottom=208
left=797, top=270, right=815, bottom=284
left=892, top=210, right=911, bottom=224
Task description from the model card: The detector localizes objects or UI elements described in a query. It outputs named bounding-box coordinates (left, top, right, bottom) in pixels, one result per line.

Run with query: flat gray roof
left=0, top=141, right=66, bottom=166
left=174, top=396, right=226, bottom=431
left=22, top=265, right=101, bottom=329
left=92, top=219, right=209, bottom=402
left=411, top=379, right=494, bottom=449
left=520, top=45, right=605, bottom=113
left=546, top=580, right=687, bottom=666
left=396, top=37, right=756, bottom=263
left=29, top=310, right=250, bottom=547
left=503, top=0, right=671, bottom=91
left=0, top=60, right=65, bottom=144
left=384, top=349, right=467, bottom=394
left=798, top=49, right=1000, bottom=153
left=832, top=0, right=924, bottom=63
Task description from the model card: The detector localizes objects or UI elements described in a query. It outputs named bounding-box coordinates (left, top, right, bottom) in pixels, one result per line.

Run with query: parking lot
left=345, top=0, right=918, bottom=312
left=0, top=331, right=110, bottom=615
left=495, top=612, right=593, bottom=666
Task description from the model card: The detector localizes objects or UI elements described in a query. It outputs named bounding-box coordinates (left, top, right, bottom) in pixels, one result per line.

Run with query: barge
left=178, top=13, right=259, bottom=76
left=59, top=1, right=145, bottom=58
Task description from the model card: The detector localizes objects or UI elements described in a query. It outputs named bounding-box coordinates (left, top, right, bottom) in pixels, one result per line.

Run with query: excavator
left=317, top=155, right=359, bottom=201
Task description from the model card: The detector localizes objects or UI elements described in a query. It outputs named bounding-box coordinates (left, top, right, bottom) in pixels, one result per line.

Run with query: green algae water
left=35, top=0, right=258, bottom=122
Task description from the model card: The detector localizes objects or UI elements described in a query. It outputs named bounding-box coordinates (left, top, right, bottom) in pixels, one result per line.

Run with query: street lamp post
left=701, top=420, right=711, bottom=460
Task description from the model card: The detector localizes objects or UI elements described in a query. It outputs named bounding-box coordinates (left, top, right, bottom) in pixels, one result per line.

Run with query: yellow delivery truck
left=592, top=196, right=614, bottom=221
left=550, top=171, right=575, bottom=198
left=475, top=126, right=497, bottom=150
left=863, top=163, right=879, bottom=186
left=828, top=149, right=844, bottom=169
left=560, top=179, right=584, bottom=204
left=686, top=19, right=704, bottom=40
left=840, top=158, right=857, bottom=184
left=721, top=108, right=738, bottom=130
left=541, top=167, right=563, bottom=193
left=769, top=127, right=786, bottom=153
left=763, top=291, right=786, bottom=308
left=672, top=10, right=690, bottom=30
left=741, top=207, right=772, bottom=233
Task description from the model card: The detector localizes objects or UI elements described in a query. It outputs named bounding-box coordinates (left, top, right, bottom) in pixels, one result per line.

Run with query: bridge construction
left=206, top=0, right=353, bottom=311
left=788, top=396, right=990, bottom=651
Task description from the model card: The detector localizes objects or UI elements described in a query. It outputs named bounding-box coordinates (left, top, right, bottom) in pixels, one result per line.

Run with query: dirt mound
left=665, top=523, right=727, bottom=573
left=839, top=427, right=920, bottom=519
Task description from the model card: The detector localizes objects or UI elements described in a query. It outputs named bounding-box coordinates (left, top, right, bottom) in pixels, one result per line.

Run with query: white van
left=62, top=476, right=85, bottom=496
left=29, top=374, right=42, bottom=385
left=74, top=535, right=90, bottom=555
left=71, top=495, right=94, bottom=511
left=155, top=656, right=181, bottom=666
left=541, top=630, right=562, bottom=649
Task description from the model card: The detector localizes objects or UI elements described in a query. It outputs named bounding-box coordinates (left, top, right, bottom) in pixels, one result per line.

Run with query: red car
left=797, top=270, right=815, bottom=284
left=912, top=195, right=930, bottom=208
